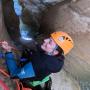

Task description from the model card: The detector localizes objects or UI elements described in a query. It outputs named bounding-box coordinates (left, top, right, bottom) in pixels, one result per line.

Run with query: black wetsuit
left=21, top=46, right=64, bottom=83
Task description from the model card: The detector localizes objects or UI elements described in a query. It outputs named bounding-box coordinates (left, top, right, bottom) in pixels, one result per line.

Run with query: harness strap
left=29, top=76, right=50, bottom=87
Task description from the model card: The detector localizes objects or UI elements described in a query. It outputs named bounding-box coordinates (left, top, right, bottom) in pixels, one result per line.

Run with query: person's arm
left=5, top=52, right=36, bottom=79
left=1, top=41, right=36, bottom=79
left=46, top=56, right=64, bottom=73
left=1, top=41, right=19, bottom=77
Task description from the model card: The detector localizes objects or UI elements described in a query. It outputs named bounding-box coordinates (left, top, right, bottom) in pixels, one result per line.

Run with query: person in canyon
left=1, top=31, right=74, bottom=90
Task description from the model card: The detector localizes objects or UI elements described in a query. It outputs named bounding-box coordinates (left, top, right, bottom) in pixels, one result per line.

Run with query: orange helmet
left=51, top=31, right=74, bottom=55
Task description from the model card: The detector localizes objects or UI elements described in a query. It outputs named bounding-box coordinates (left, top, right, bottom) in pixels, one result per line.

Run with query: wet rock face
left=20, top=0, right=64, bottom=31
left=40, top=1, right=90, bottom=34
left=51, top=70, right=81, bottom=90
left=2, top=0, right=64, bottom=43
left=40, top=0, right=90, bottom=82
left=0, top=1, right=11, bottom=42
left=1, top=0, right=65, bottom=48
left=70, top=0, right=90, bottom=17
left=2, top=0, right=19, bottom=41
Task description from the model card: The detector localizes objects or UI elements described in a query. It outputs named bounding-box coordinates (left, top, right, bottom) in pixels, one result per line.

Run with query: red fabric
left=0, top=80, right=10, bottom=90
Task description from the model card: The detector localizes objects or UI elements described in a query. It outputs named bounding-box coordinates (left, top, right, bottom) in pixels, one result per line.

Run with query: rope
left=0, top=68, right=9, bottom=77
left=0, top=68, right=20, bottom=90
left=0, top=80, right=10, bottom=90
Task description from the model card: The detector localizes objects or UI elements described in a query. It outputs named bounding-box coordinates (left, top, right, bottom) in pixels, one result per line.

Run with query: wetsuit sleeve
left=46, top=57, right=64, bottom=73
left=5, top=52, right=35, bottom=79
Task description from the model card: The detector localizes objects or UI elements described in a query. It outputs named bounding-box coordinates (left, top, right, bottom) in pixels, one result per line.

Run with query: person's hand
left=1, top=41, right=12, bottom=52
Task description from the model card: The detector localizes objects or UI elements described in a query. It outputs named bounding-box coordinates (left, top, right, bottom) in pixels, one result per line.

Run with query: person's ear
left=53, top=50, right=59, bottom=55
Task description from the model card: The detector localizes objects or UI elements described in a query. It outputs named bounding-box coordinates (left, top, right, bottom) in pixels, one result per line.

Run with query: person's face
left=41, top=38, right=57, bottom=53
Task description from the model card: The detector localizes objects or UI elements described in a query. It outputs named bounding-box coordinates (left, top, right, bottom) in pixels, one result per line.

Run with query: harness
left=20, top=56, right=50, bottom=87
